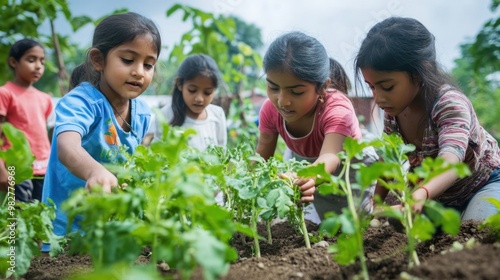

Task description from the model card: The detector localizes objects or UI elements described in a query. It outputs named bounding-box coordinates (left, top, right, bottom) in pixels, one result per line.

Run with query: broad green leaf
left=339, top=212, right=356, bottom=234
left=411, top=215, right=435, bottom=241
left=190, top=229, right=236, bottom=280
left=329, top=234, right=360, bottom=265
left=0, top=123, right=35, bottom=183
left=356, top=163, right=385, bottom=188
left=319, top=215, right=341, bottom=236
left=424, top=200, right=461, bottom=235
left=342, top=137, right=368, bottom=161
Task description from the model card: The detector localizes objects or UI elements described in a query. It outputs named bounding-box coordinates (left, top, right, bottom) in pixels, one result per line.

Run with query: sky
left=47, top=0, right=497, bottom=77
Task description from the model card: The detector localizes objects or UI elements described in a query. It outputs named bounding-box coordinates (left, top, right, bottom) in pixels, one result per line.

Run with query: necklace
left=97, top=86, right=140, bottom=142
left=109, top=101, right=138, bottom=139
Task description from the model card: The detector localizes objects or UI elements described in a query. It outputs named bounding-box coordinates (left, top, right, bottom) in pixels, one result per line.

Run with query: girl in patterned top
left=355, top=17, right=500, bottom=221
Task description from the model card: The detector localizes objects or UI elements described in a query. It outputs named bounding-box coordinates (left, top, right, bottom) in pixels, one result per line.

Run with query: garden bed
left=23, top=219, right=498, bottom=280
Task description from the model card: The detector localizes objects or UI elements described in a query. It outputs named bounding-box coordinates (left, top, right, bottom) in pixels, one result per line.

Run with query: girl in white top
left=154, top=54, right=227, bottom=151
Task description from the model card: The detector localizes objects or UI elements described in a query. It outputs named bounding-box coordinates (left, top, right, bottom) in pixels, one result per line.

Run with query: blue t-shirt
left=41, top=82, right=151, bottom=236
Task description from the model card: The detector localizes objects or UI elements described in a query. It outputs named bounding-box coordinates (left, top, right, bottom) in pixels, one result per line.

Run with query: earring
left=319, top=94, right=325, bottom=103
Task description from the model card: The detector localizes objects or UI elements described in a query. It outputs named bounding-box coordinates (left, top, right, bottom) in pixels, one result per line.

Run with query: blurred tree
left=453, top=44, right=500, bottom=141
left=0, top=1, right=128, bottom=96
left=468, top=0, right=500, bottom=73
left=222, top=15, right=264, bottom=95
left=166, top=3, right=263, bottom=125
left=0, top=0, right=96, bottom=95
left=452, top=0, right=500, bottom=140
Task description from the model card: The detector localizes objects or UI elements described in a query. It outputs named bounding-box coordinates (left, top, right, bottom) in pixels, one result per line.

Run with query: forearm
left=313, top=152, right=340, bottom=174
left=417, top=153, right=461, bottom=199
left=59, top=146, right=105, bottom=181
left=417, top=169, right=458, bottom=199
left=255, top=133, right=278, bottom=160
left=57, top=135, right=106, bottom=181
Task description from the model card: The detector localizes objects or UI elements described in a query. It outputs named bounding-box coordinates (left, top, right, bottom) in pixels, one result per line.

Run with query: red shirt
left=259, top=89, right=361, bottom=158
left=0, top=81, right=52, bottom=175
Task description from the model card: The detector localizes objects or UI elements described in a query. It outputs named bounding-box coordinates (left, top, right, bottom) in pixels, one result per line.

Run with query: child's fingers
left=279, top=172, right=296, bottom=180
left=300, top=194, right=314, bottom=203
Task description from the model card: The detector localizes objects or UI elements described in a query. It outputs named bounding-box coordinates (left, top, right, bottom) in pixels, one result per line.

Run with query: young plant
left=63, top=187, right=146, bottom=270
left=369, top=133, right=470, bottom=268
left=479, top=198, right=500, bottom=239
left=121, top=123, right=245, bottom=280
left=63, top=123, right=249, bottom=280
left=298, top=137, right=374, bottom=280
left=277, top=158, right=312, bottom=249
left=0, top=123, right=61, bottom=279
left=227, top=154, right=275, bottom=258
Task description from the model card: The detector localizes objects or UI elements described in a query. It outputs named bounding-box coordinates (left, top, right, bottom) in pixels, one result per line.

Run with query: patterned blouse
left=384, top=86, right=500, bottom=207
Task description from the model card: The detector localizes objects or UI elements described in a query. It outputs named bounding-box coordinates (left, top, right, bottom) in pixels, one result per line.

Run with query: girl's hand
left=387, top=187, right=428, bottom=214
left=85, top=167, right=118, bottom=193
left=279, top=173, right=316, bottom=203
left=295, top=177, right=316, bottom=203
left=411, top=187, right=428, bottom=213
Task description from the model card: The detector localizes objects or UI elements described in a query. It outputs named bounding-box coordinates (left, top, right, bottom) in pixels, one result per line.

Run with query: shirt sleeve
left=216, top=106, right=227, bottom=147
left=44, top=95, right=53, bottom=120
left=322, top=103, right=357, bottom=136
left=258, top=98, right=278, bottom=135
left=433, top=92, right=472, bottom=161
left=54, top=93, right=97, bottom=138
left=153, top=104, right=173, bottom=139
left=0, top=87, right=12, bottom=117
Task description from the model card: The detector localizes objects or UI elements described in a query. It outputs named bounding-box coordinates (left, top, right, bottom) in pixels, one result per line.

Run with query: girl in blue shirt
left=41, top=12, right=162, bottom=248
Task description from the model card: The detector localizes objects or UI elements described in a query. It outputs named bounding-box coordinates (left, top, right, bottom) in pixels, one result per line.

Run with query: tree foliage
left=468, top=1, right=500, bottom=73
left=166, top=4, right=262, bottom=96
left=452, top=0, right=500, bottom=141
left=0, top=0, right=127, bottom=96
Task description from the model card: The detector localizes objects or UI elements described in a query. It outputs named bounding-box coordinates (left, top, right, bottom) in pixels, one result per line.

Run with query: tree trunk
left=233, top=79, right=247, bottom=127
left=50, top=19, right=69, bottom=96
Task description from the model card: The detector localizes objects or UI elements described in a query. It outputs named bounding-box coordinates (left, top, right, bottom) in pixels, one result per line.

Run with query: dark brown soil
left=22, top=219, right=499, bottom=280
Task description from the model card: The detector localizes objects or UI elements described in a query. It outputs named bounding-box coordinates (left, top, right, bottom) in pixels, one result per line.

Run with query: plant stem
left=344, top=162, right=369, bottom=280
left=404, top=201, right=420, bottom=267
left=251, top=199, right=261, bottom=258
left=266, top=220, right=272, bottom=245
left=298, top=205, right=311, bottom=249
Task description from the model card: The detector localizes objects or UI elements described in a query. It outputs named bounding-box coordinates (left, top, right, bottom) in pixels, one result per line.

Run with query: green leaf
left=329, top=234, right=359, bottom=265
left=297, top=163, right=330, bottom=182
left=424, top=200, right=461, bottom=235
left=411, top=215, right=435, bottom=241
left=319, top=215, right=341, bottom=236
left=0, top=123, right=35, bottom=183
left=189, top=228, right=236, bottom=280
left=166, top=3, right=183, bottom=17
left=69, top=15, right=93, bottom=31
left=342, top=137, right=369, bottom=161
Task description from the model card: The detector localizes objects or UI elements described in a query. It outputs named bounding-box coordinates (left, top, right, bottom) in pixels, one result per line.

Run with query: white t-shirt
left=152, top=103, right=227, bottom=151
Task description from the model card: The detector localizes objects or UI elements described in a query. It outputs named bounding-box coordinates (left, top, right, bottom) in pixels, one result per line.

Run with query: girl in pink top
left=0, top=39, right=53, bottom=202
left=257, top=32, right=376, bottom=220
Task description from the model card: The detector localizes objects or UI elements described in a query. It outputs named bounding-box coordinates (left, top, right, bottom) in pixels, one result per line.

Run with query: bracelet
left=420, top=186, right=430, bottom=199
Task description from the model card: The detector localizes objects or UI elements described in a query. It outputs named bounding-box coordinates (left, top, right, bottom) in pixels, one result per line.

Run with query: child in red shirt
left=0, top=39, right=53, bottom=202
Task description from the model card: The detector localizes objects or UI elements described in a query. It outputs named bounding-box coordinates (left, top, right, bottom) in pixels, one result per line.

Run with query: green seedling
left=278, top=165, right=311, bottom=249
left=0, top=124, right=61, bottom=279
left=298, top=137, right=374, bottom=280
left=369, top=133, right=469, bottom=268
left=479, top=198, right=500, bottom=239
left=63, top=123, right=249, bottom=280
